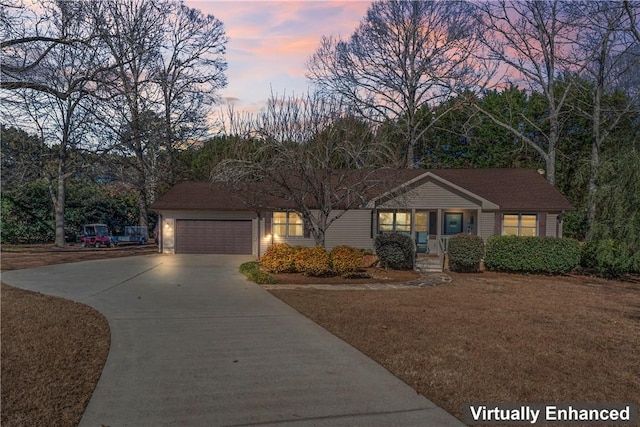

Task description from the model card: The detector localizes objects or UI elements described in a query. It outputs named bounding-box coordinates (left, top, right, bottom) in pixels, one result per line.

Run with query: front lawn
left=270, top=271, right=640, bottom=421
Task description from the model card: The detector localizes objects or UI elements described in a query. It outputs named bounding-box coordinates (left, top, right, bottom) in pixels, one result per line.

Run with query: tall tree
left=93, top=0, right=227, bottom=228
left=152, top=2, right=228, bottom=186
left=569, top=1, right=640, bottom=241
left=2, top=1, right=109, bottom=246
left=307, top=0, right=488, bottom=168
left=475, top=0, right=581, bottom=185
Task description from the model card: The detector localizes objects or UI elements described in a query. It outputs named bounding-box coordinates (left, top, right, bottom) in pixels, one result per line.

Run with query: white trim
left=364, top=172, right=500, bottom=210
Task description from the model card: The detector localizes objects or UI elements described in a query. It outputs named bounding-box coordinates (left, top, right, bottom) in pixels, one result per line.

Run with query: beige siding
left=546, top=213, right=558, bottom=237
left=260, top=209, right=374, bottom=253
left=480, top=212, right=495, bottom=241
left=325, top=210, right=374, bottom=250
left=380, top=180, right=481, bottom=209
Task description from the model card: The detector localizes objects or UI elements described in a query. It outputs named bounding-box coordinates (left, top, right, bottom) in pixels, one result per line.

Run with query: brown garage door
left=175, top=220, right=253, bottom=254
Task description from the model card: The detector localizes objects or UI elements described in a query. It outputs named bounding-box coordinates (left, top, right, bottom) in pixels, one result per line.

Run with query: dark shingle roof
left=151, top=169, right=573, bottom=212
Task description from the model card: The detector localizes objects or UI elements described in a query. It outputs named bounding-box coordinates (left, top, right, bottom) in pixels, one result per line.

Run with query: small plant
left=374, top=233, right=415, bottom=270
left=260, top=243, right=297, bottom=273
left=448, top=233, right=485, bottom=272
left=294, top=246, right=332, bottom=276
left=239, top=261, right=276, bottom=284
left=331, top=245, right=364, bottom=275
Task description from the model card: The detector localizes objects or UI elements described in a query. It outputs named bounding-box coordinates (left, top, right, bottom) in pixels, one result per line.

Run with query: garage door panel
left=175, top=220, right=252, bottom=254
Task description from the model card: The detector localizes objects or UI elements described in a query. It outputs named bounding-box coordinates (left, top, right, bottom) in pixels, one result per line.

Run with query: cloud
left=184, top=1, right=371, bottom=111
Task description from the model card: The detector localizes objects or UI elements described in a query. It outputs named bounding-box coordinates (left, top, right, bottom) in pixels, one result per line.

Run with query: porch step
left=415, top=256, right=443, bottom=273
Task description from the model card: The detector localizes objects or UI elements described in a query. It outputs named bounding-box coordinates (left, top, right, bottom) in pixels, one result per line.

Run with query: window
left=378, top=211, right=411, bottom=234
left=503, top=214, right=537, bottom=236
left=273, top=212, right=303, bottom=237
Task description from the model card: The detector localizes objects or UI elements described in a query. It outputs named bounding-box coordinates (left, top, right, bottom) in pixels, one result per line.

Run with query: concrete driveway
left=2, top=254, right=464, bottom=427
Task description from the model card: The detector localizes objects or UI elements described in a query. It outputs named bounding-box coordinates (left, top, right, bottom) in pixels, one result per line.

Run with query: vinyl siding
left=380, top=180, right=481, bottom=209
left=480, top=212, right=495, bottom=241
left=546, top=213, right=559, bottom=237
left=324, top=210, right=374, bottom=250
left=260, top=209, right=374, bottom=253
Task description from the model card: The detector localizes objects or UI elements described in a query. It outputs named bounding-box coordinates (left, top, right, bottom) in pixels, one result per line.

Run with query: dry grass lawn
left=1, top=244, right=155, bottom=426
left=3, top=244, right=639, bottom=425
left=270, top=272, right=640, bottom=421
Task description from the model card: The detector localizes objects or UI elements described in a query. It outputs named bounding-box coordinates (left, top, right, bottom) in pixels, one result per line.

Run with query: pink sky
left=184, top=1, right=371, bottom=112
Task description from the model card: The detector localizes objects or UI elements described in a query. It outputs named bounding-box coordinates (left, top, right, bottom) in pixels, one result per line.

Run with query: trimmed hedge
left=260, top=243, right=297, bottom=273
left=448, top=233, right=485, bottom=272
left=374, top=233, right=415, bottom=270
left=331, top=245, right=364, bottom=276
left=239, top=261, right=276, bottom=284
left=485, top=235, right=580, bottom=274
left=294, top=246, right=332, bottom=276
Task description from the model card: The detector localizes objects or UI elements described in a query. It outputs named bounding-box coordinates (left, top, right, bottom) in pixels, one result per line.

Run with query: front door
left=444, top=213, right=463, bottom=235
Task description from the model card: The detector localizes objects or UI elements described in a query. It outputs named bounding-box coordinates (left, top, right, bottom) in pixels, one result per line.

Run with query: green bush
left=294, top=246, right=332, bottom=276
left=260, top=243, right=297, bottom=273
left=485, top=235, right=580, bottom=274
left=374, top=233, right=415, bottom=270
left=448, top=233, right=485, bottom=272
left=331, top=245, right=364, bottom=275
left=239, top=261, right=276, bottom=284
left=581, top=239, right=636, bottom=278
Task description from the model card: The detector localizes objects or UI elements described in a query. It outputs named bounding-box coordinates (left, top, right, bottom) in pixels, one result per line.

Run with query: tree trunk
left=54, top=173, right=66, bottom=247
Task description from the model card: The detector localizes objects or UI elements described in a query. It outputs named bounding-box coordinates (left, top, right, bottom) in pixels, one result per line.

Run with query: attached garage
left=175, top=220, right=253, bottom=254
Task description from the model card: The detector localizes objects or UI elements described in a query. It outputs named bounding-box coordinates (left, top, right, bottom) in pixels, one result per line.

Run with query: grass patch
left=239, top=261, right=277, bottom=284
left=270, top=272, right=640, bottom=421
left=1, top=283, right=110, bottom=427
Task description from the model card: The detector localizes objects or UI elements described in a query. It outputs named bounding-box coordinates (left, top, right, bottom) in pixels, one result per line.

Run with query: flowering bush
left=260, top=243, right=297, bottom=273
left=331, top=246, right=364, bottom=276
left=294, top=246, right=332, bottom=276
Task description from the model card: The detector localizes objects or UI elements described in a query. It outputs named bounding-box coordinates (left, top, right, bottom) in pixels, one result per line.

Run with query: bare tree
left=2, top=1, right=110, bottom=246
left=624, top=0, right=640, bottom=43
left=570, top=1, right=640, bottom=240
left=0, top=0, right=103, bottom=98
left=475, top=0, right=583, bottom=185
left=93, top=0, right=227, bottom=228
left=307, top=0, right=488, bottom=168
left=212, top=91, right=399, bottom=247
left=152, top=2, right=228, bottom=186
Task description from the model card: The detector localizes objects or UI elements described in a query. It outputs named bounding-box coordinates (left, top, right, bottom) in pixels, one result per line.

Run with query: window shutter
left=265, top=212, right=272, bottom=236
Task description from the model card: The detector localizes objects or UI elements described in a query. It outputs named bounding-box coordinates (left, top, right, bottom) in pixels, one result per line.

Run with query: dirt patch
left=270, top=271, right=640, bottom=422
left=1, top=243, right=157, bottom=271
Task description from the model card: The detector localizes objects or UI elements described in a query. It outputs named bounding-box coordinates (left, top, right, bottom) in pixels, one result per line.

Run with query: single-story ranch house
left=151, top=168, right=573, bottom=269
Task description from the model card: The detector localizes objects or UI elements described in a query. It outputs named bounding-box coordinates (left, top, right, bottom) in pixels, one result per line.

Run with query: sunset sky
left=184, top=1, right=371, bottom=112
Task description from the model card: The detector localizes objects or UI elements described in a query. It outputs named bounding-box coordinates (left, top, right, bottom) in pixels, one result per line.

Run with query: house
left=151, top=169, right=573, bottom=268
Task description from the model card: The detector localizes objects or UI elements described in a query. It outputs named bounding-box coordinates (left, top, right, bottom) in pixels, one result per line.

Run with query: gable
left=378, top=178, right=485, bottom=209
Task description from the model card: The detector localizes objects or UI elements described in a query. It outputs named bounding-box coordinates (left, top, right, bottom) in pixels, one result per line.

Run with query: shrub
left=485, top=235, right=580, bottom=274
left=374, top=233, right=415, bottom=270
left=239, top=261, right=276, bottom=284
left=260, top=243, right=297, bottom=273
left=581, top=239, right=635, bottom=278
left=331, top=246, right=364, bottom=275
left=448, top=233, right=485, bottom=272
left=294, top=246, right=332, bottom=276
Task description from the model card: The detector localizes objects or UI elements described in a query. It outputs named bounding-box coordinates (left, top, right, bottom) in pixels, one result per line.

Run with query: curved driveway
left=3, top=254, right=464, bottom=426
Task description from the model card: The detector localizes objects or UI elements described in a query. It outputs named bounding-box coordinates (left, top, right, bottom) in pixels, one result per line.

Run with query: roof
left=151, top=169, right=573, bottom=212
left=430, top=169, right=574, bottom=211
